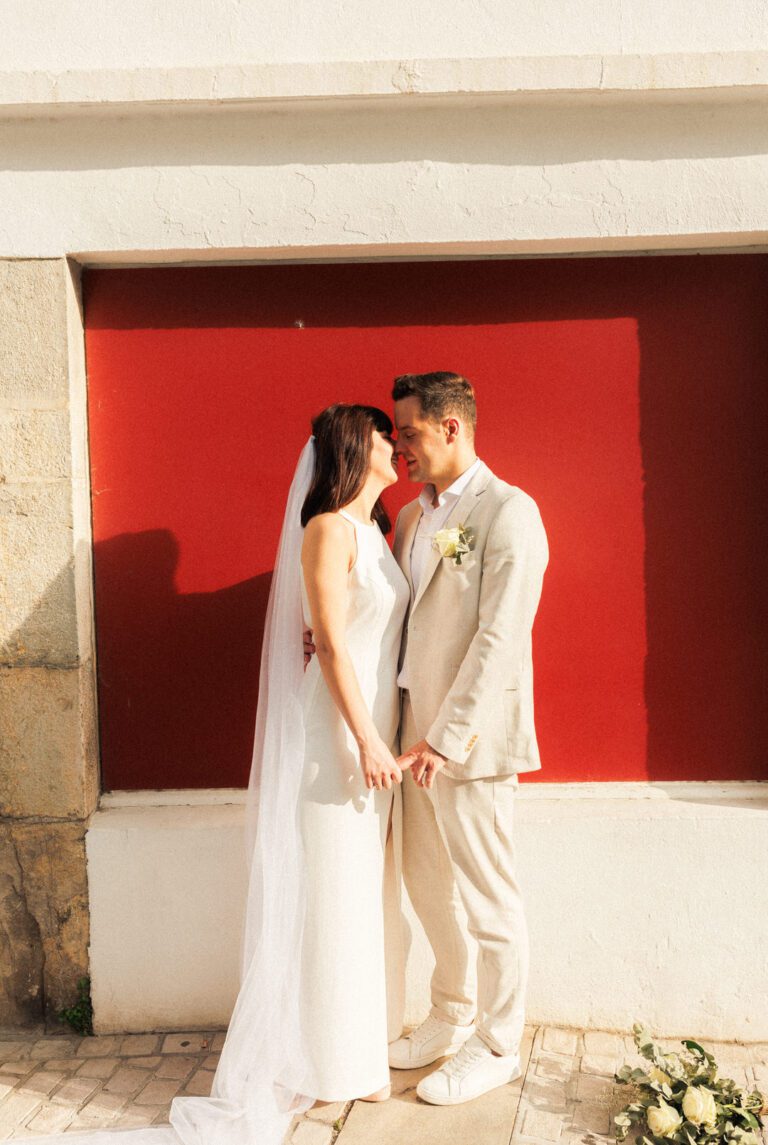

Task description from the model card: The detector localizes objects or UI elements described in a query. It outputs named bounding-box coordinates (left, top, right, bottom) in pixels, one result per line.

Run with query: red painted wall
left=83, top=256, right=768, bottom=790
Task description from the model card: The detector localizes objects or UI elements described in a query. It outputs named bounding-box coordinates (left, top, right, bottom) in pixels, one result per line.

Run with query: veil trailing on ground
left=27, top=438, right=318, bottom=1145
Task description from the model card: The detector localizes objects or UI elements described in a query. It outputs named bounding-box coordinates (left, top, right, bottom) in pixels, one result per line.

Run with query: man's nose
left=393, top=439, right=405, bottom=457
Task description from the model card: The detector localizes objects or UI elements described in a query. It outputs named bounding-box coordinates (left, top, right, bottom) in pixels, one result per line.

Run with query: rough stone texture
left=118, top=1035, right=161, bottom=1058
left=154, top=1055, right=197, bottom=1081
left=135, top=1077, right=183, bottom=1104
left=1, top=257, right=97, bottom=1034
left=0, top=409, right=72, bottom=481
left=583, top=1031, right=626, bottom=1056
left=0, top=261, right=69, bottom=407
left=1, top=485, right=77, bottom=667
left=542, top=1028, right=579, bottom=1056
left=160, top=1033, right=215, bottom=1055
left=0, top=666, right=97, bottom=819
left=103, top=1067, right=150, bottom=1096
left=290, top=1121, right=335, bottom=1145
left=0, top=820, right=90, bottom=1027
left=28, top=1038, right=76, bottom=1060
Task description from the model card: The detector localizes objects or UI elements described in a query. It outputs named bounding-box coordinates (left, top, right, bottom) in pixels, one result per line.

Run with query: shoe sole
left=388, top=1034, right=476, bottom=1071
left=416, top=1065, right=522, bottom=1105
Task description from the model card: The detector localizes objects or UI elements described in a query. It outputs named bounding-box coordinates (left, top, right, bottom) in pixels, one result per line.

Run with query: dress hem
left=311, top=1071, right=391, bottom=1103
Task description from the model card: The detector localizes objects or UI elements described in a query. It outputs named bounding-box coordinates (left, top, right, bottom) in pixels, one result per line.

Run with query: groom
left=388, top=371, right=548, bottom=1105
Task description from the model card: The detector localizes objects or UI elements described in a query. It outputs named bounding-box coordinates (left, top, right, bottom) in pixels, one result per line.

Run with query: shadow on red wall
left=84, top=256, right=768, bottom=789
left=92, top=530, right=271, bottom=788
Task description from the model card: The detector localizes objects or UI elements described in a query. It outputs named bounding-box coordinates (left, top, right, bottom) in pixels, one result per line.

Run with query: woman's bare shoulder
left=304, top=512, right=353, bottom=536
left=302, top=513, right=354, bottom=553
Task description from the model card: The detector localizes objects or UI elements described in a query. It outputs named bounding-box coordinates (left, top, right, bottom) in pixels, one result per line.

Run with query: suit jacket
left=393, top=460, right=548, bottom=780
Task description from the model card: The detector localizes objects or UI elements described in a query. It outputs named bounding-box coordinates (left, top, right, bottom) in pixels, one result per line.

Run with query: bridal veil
left=27, top=437, right=317, bottom=1145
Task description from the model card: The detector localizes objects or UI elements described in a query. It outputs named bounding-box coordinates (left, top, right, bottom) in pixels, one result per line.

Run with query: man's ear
left=444, top=417, right=461, bottom=442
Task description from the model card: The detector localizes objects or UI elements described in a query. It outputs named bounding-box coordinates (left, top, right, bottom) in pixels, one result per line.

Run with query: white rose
left=649, top=1066, right=672, bottom=1087
left=682, top=1086, right=717, bottom=1126
left=433, top=528, right=459, bottom=558
left=647, top=1097, right=683, bottom=1137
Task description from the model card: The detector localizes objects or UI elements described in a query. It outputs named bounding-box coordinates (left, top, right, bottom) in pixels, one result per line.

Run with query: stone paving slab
left=0, top=1026, right=765, bottom=1143
left=336, top=1030, right=533, bottom=1145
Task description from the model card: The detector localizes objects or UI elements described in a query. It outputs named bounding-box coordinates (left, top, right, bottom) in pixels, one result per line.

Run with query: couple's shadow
left=93, top=528, right=271, bottom=792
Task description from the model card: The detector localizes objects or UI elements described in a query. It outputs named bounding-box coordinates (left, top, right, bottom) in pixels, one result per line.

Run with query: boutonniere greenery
left=432, top=524, right=475, bottom=566
left=614, top=1023, right=766, bottom=1145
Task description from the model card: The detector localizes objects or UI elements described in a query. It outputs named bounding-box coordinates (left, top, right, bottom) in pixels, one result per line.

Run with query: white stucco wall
left=1, top=48, right=768, bottom=263
left=2, top=0, right=767, bottom=71
left=2, top=81, right=768, bottom=262
left=87, top=785, right=768, bottom=1040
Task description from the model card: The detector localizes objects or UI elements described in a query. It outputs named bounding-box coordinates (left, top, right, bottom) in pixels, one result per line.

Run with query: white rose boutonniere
left=432, top=523, right=474, bottom=566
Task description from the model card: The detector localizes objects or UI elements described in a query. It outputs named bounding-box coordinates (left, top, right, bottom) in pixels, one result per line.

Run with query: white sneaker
left=416, top=1033, right=521, bottom=1105
left=388, top=1014, right=476, bottom=1069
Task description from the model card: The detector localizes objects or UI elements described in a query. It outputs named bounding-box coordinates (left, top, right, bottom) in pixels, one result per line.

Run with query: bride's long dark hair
left=300, top=403, right=393, bottom=533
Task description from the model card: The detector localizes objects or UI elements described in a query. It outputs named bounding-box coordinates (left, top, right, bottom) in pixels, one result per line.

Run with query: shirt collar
left=419, top=457, right=482, bottom=511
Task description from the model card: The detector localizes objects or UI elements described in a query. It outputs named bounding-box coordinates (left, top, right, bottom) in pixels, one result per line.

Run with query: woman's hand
left=359, top=737, right=403, bottom=791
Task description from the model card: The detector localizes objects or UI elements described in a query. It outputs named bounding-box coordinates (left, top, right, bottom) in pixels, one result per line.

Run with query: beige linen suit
left=394, top=460, right=548, bottom=1054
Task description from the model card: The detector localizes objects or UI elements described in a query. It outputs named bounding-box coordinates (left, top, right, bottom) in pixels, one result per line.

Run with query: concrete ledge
left=99, top=780, right=768, bottom=807
left=73, top=234, right=768, bottom=270
left=2, top=51, right=768, bottom=118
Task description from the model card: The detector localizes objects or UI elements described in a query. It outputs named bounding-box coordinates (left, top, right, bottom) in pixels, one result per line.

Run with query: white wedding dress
left=25, top=445, right=410, bottom=1145
left=298, top=508, right=409, bottom=1098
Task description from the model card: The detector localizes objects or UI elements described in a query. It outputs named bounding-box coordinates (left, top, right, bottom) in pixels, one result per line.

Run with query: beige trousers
left=401, top=694, right=529, bottom=1055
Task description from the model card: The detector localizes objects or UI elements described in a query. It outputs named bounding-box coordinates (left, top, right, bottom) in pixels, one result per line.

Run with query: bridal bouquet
left=614, top=1023, right=766, bottom=1145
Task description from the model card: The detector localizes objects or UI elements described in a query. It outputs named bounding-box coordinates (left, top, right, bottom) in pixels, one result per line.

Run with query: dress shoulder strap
left=337, top=509, right=377, bottom=531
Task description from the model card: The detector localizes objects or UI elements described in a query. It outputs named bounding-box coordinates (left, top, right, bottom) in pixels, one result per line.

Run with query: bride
left=28, top=403, right=409, bottom=1145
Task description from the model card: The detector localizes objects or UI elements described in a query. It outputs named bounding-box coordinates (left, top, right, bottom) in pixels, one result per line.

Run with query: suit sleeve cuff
left=426, top=722, right=479, bottom=765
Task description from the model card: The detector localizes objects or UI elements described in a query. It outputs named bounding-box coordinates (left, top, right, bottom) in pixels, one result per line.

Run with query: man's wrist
left=425, top=739, right=447, bottom=762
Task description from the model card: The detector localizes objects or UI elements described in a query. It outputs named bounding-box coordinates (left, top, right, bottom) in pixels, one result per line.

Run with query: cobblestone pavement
left=1, top=1025, right=766, bottom=1143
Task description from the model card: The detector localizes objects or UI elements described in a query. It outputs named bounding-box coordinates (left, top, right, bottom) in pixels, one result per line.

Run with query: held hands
left=397, top=740, right=448, bottom=789
left=303, top=618, right=446, bottom=789
left=359, top=737, right=403, bottom=791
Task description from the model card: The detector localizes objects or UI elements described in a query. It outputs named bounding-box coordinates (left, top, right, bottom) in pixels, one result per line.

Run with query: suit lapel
left=411, top=462, right=491, bottom=611
left=394, top=501, right=421, bottom=600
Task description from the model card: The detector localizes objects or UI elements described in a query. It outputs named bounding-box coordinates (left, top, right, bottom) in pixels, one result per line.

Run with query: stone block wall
left=0, top=258, right=98, bottom=1026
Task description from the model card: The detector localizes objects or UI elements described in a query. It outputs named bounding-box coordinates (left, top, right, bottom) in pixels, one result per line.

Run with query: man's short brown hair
left=392, top=371, right=477, bottom=434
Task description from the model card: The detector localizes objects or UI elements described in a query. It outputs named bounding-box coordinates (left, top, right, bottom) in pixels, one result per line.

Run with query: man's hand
left=397, top=739, right=448, bottom=789
left=303, top=627, right=316, bottom=671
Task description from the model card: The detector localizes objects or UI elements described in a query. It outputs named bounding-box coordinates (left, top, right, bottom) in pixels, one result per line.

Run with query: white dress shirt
left=398, top=457, right=482, bottom=690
